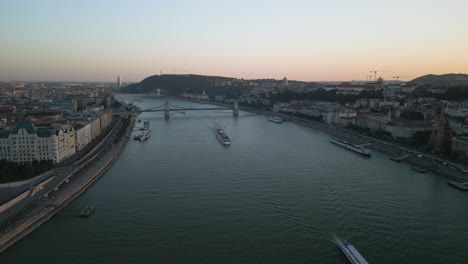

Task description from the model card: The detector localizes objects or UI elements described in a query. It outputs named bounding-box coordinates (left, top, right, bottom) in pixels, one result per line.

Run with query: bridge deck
left=140, top=107, right=228, bottom=112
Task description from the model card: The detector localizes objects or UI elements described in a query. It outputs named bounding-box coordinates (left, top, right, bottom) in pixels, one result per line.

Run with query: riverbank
left=0, top=114, right=135, bottom=253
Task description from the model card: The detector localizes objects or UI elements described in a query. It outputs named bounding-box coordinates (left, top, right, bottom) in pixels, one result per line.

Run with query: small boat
left=390, top=155, right=408, bottom=162
left=80, top=206, right=96, bottom=217
left=268, top=116, right=283, bottom=123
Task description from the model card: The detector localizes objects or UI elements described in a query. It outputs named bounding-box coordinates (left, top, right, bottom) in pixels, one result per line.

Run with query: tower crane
left=370, top=70, right=384, bottom=81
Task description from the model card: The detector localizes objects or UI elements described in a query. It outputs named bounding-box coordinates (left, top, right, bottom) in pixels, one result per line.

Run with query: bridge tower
left=233, top=101, right=239, bottom=117
left=164, top=101, right=170, bottom=119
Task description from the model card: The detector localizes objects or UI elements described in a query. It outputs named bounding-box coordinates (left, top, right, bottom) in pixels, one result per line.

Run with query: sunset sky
left=1, top=0, right=467, bottom=82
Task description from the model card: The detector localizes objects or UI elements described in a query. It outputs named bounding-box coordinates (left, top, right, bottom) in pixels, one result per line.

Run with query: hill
left=121, top=74, right=252, bottom=98
left=411, top=73, right=468, bottom=86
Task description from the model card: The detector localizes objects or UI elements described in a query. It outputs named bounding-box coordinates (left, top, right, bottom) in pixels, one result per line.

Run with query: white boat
left=134, top=121, right=151, bottom=141
left=336, top=239, right=369, bottom=264
left=215, top=128, right=231, bottom=146
left=136, top=131, right=150, bottom=141
left=268, top=116, right=283, bottom=123
left=330, top=138, right=371, bottom=157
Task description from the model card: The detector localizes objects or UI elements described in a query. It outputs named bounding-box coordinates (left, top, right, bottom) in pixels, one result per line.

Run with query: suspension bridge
left=138, top=101, right=239, bottom=118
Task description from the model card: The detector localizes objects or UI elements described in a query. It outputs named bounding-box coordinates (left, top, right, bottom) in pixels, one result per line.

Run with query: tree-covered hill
left=121, top=74, right=252, bottom=98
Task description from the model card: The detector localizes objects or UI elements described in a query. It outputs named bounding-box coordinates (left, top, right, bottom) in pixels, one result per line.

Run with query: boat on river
left=268, top=116, right=283, bottom=123
left=134, top=121, right=151, bottom=141
left=412, top=166, right=427, bottom=173
left=134, top=131, right=150, bottom=141
left=335, top=238, right=369, bottom=264
left=214, top=128, right=231, bottom=146
left=80, top=206, right=96, bottom=217
left=330, top=138, right=371, bottom=157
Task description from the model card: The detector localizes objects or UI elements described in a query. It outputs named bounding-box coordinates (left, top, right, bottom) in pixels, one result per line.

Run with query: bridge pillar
left=233, top=101, right=239, bottom=117
left=164, top=101, right=170, bottom=119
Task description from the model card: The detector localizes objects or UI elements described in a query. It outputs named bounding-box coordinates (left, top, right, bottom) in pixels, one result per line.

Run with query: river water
left=1, top=97, right=467, bottom=263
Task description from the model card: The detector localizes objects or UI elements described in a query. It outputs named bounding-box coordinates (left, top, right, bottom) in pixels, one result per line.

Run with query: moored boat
left=136, top=131, right=150, bottom=141
left=134, top=121, right=151, bottom=141
left=268, top=116, right=283, bottom=123
left=412, top=166, right=427, bottom=173
left=448, top=181, right=468, bottom=191
left=330, top=138, right=371, bottom=157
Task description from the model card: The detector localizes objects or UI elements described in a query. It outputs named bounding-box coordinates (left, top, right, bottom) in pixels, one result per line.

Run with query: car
left=65, top=179, right=70, bottom=183
left=43, top=194, right=49, bottom=198
left=54, top=187, right=59, bottom=191
left=417, top=154, right=423, bottom=158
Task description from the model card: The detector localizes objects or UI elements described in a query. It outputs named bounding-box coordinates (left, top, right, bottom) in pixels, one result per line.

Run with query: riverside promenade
left=0, top=113, right=135, bottom=253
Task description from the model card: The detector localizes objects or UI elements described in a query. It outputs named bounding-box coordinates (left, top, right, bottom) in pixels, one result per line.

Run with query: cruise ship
left=134, top=121, right=151, bottom=142
left=330, top=138, right=371, bottom=156
left=215, top=128, right=231, bottom=146
left=268, top=116, right=283, bottom=123
left=336, top=239, right=369, bottom=264
left=134, top=131, right=150, bottom=141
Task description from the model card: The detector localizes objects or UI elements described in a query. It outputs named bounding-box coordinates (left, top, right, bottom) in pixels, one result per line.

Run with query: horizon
left=3, top=72, right=468, bottom=84
left=1, top=0, right=468, bottom=82
left=2, top=72, right=468, bottom=84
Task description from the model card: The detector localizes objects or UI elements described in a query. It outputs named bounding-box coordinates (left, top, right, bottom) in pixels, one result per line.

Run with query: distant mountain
left=410, top=74, right=468, bottom=86
left=121, top=74, right=252, bottom=98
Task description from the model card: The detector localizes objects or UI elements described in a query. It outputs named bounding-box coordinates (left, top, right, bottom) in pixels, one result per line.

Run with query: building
left=385, top=120, right=434, bottom=138
left=99, top=110, right=113, bottom=130
left=70, top=98, right=78, bottom=113
left=74, top=123, right=92, bottom=151
left=429, top=109, right=452, bottom=150
left=0, top=122, right=76, bottom=164
left=89, top=117, right=101, bottom=140
left=117, top=75, right=121, bottom=88
left=401, top=84, right=417, bottom=93
left=452, top=136, right=468, bottom=157
left=54, top=124, right=76, bottom=162
left=281, top=77, right=288, bottom=89
left=356, top=113, right=391, bottom=131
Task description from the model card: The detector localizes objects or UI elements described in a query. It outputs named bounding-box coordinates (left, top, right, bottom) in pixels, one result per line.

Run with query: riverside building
left=0, top=122, right=76, bottom=164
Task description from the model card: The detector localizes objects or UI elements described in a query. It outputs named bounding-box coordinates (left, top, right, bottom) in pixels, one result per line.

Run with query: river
left=1, top=97, right=467, bottom=263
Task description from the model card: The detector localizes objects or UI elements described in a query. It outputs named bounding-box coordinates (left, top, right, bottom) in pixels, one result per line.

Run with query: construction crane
left=369, top=70, right=383, bottom=81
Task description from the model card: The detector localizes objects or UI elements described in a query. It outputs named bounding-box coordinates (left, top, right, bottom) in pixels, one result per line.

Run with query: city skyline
left=1, top=0, right=468, bottom=82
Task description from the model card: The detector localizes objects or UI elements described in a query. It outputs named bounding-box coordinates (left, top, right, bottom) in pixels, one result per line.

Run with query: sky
left=1, top=0, right=468, bottom=82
